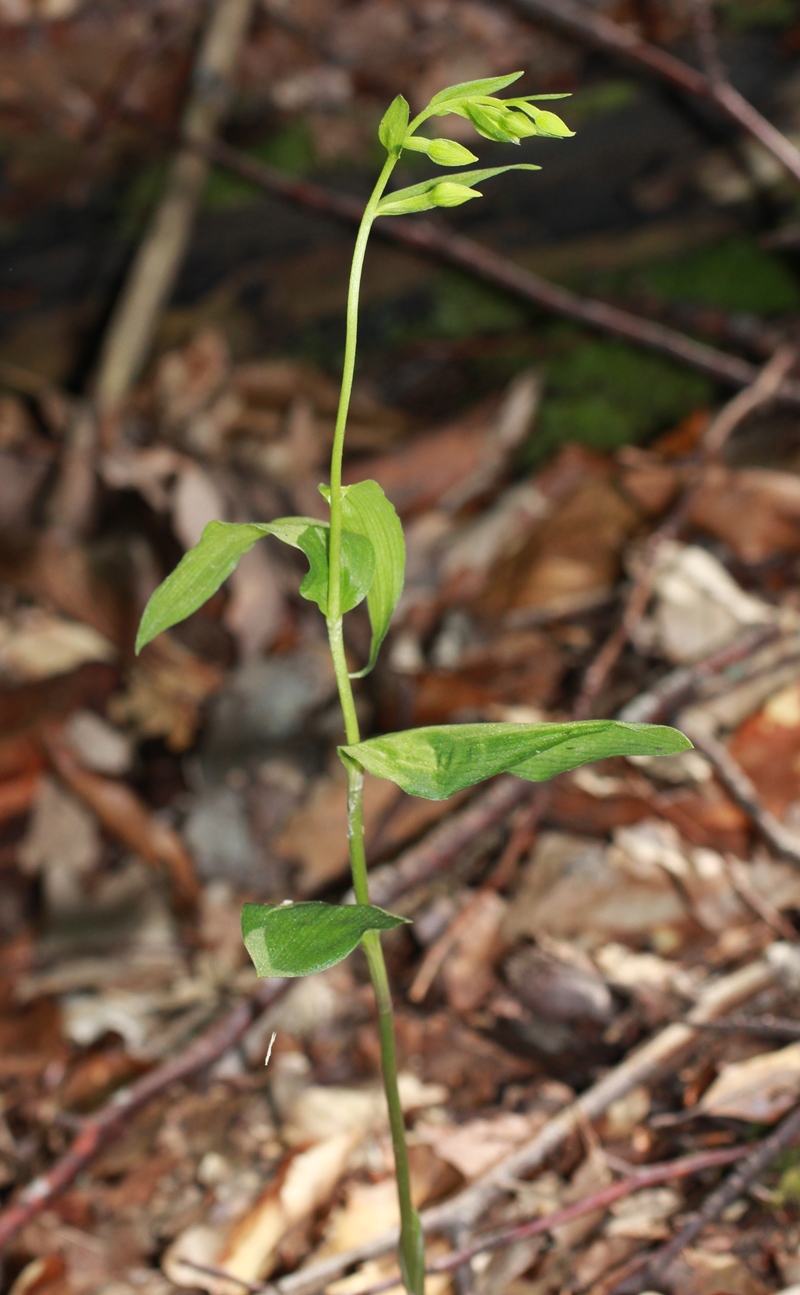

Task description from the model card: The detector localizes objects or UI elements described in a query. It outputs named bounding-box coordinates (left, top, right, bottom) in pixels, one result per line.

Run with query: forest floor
left=4, top=3, right=800, bottom=1295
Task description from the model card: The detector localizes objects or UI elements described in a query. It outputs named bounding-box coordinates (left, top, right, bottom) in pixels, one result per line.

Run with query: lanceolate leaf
left=341, top=480, right=405, bottom=677
left=241, top=901, right=409, bottom=978
left=428, top=72, right=524, bottom=106
left=376, top=164, right=540, bottom=217
left=136, top=518, right=374, bottom=651
left=341, top=721, right=693, bottom=801
left=378, top=94, right=410, bottom=155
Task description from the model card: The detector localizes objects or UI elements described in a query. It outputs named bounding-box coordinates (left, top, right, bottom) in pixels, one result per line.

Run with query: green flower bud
left=430, top=182, right=483, bottom=208
left=427, top=138, right=479, bottom=166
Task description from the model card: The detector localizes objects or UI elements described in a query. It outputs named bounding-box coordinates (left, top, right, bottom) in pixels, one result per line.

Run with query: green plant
left=136, top=73, right=691, bottom=1295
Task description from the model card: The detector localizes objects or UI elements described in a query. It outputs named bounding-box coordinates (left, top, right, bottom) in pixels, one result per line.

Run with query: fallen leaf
left=699, top=1042, right=800, bottom=1123
left=45, top=730, right=200, bottom=910
left=0, top=608, right=115, bottom=683
left=634, top=541, right=774, bottom=665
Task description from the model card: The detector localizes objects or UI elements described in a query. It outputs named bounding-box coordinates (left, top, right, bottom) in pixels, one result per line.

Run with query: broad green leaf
left=376, top=164, right=540, bottom=216
left=428, top=71, right=524, bottom=107
left=378, top=94, right=409, bottom=154
left=340, top=480, right=405, bottom=677
left=136, top=518, right=374, bottom=651
left=341, top=720, right=692, bottom=801
left=402, top=136, right=479, bottom=166
left=292, top=523, right=375, bottom=616
left=241, top=901, right=409, bottom=978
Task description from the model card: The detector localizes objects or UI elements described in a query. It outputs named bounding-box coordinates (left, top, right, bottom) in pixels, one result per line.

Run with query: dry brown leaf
left=668, top=1245, right=769, bottom=1295
left=276, top=762, right=400, bottom=893
left=45, top=730, right=200, bottom=909
left=163, top=1134, right=360, bottom=1292
left=0, top=608, right=115, bottom=684
left=690, top=465, right=800, bottom=563
left=502, top=831, right=687, bottom=947
left=414, top=1109, right=545, bottom=1180
left=730, top=681, right=800, bottom=818
left=633, top=541, right=774, bottom=665
left=699, top=1042, right=800, bottom=1123
left=346, top=372, right=539, bottom=518
left=109, top=635, right=222, bottom=752
left=481, top=471, right=639, bottom=616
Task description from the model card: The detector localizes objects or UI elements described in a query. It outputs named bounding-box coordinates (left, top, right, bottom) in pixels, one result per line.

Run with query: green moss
left=566, top=80, right=639, bottom=124
left=531, top=337, right=714, bottom=463
left=721, top=0, right=799, bottom=28
left=429, top=272, right=528, bottom=340
left=254, top=122, right=315, bottom=175
left=118, top=160, right=167, bottom=235
left=642, top=236, right=800, bottom=316
left=203, top=166, right=260, bottom=211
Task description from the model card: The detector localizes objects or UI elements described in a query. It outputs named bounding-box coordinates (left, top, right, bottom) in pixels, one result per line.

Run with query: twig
left=362, top=775, right=533, bottom=909
left=231, top=1146, right=747, bottom=1295
left=618, top=624, right=782, bottom=723
left=690, top=0, right=726, bottom=92
left=691, top=1013, right=800, bottom=1040
left=505, top=0, right=800, bottom=189
left=0, top=978, right=288, bottom=1253
left=197, top=138, right=800, bottom=408
left=263, top=952, right=776, bottom=1295
left=91, top=0, right=255, bottom=414
left=677, top=716, right=800, bottom=870
left=573, top=346, right=796, bottom=718
left=614, top=1098, right=800, bottom=1294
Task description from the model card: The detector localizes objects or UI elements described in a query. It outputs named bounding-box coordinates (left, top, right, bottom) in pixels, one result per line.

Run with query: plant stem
left=326, top=151, right=423, bottom=1294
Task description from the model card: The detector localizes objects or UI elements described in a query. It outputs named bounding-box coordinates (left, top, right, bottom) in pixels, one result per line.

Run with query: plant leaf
left=341, top=720, right=692, bottom=800
left=241, top=901, right=409, bottom=978
left=136, top=518, right=374, bottom=651
left=402, top=136, right=479, bottom=166
left=340, top=480, right=405, bottom=677
left=428, top=71, right=524, bottom=107
left=376, top=164, right=540, bottom=216
left=400, top=1207, right=425, bottom=1295
left=293, top=523, right=376, bottom=615
left=378, top=94, right=410, bottom=155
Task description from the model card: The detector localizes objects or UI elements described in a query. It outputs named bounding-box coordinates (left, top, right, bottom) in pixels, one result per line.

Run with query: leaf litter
left=4, top=8, right=800, bottom=1292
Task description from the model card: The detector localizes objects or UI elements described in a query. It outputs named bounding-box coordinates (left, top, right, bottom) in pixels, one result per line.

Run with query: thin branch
left=678, top=716, right=800, bottom=870
left=614, top=1098, right=800, bottom=1294
left=221, top=1147, right=747, bottom=1295
left=690, top=0, right=726, bottom=91
left=197, top=138, right=800, bottom=408
left=92, top=0, right=256, bottom=414
left=505, top=0, right=800, bottom=189
left=0, top=978, right=288, bottom=1253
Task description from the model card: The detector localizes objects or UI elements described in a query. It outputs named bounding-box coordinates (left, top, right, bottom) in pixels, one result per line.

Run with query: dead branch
left=207, top=1146, right=746, bottom=1295
left=505, top=0, right=800, bottom=189
left=266, top=952, right=776, bottom=1295
left=0, top=978, right=288, bottom=1254
left=91, top=0, right=256, bottom=415
left=614, top=1098, right=800, bottom=1293
left=677, top=716, right=800, bottom=870
left=198, top=139, right=800, bottom=408
left=362, top=775, right=534, bottom=909
left=618, top=624, right=781, bottom=724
